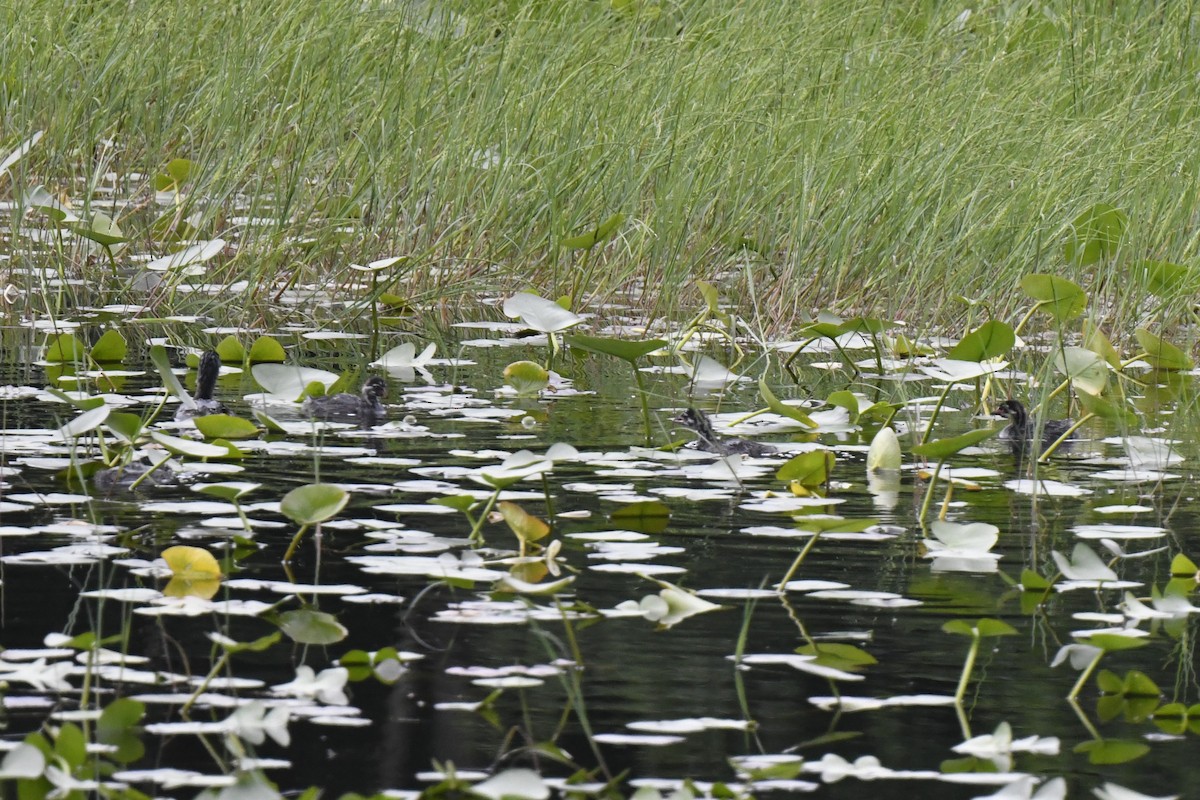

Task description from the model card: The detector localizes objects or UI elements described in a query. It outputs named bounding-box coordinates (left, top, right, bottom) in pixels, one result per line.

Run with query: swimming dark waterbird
left=672, top=407, right=773, bottom=457
left=303, top=376, right=388, bottom=422
left=175, top=351, right=229, bottom=421
left=995, top=399, right=1073, bottom=447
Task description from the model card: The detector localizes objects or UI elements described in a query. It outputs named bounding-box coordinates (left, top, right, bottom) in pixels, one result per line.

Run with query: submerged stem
left=1068, top=649, right=1105, bottom=701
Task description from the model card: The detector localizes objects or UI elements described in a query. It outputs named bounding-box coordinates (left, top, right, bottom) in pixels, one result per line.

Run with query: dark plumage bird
left=995, top=399, right=1073, bottom=447
left=672, top=408, right=773, bottom=457
left=303, top=376, right=388, bottom=422
left=175, top=351, right=229, bottom=421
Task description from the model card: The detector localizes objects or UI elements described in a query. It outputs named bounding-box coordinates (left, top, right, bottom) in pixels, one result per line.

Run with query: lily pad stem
left=917, top=458, right=948, bottom=523
left=775, top=531, right=823, bottom=592
left=1068, top=648, right=1106, bottom=701
left=919, top=381, right=956, bottom=445
left=283, top=523, right=311, bottom=563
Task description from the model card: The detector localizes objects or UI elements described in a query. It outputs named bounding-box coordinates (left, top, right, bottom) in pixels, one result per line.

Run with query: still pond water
left=0, top=328, right=1197, bottom=800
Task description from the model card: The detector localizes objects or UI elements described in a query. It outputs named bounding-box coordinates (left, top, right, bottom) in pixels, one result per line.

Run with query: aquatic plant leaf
left=1138, top=259, right=1198, bottom=298
left=154, top=157, right=195, bottom=190
left=104, top=412, right=143, bottom=443
left=496, top=574, right=574, bottom=595
left=1082, top=320, right=1123, bottom=370
left=1053, top=346, right=1108, bottom=395
left=777, top=450, right=833, bottom=487
left=560, top=212, right=624, bottom=250
left=195, top=482, right=259, bottom=502
left=193, top=414, right=260, bottom=440
left=281, top=484, right=348, bottom=525
left=276, top=609, right=348, bottom=645
left=503, top=360, right=549, bottom=396
left=825, top=391, right=860, bottom=422
left=54, top=722, right=85, bottom=769
left=941, top=618, right=1016, bottom=638
left=498, top=501, right=550, bottom=544
left=1134, top=328, right=1193, bottom=371
left=0, top=742, right=45, bottom=779
left=149, top=431, right=229, bottom=457
left=1019, top=274, right=1087, bottom=322
left=147, top=344, right=192, bottom=410
left=216, top=336, right=246, bottom=363
left=890, top=333, right=934, bottom=357
left=210, top=631, right=282, bottom=653
left=946, top=320, right=1015, bottom=361
left=251, top=363, right=338, bottom=400
left=1019, top=569, right=1052, bottom=591
left=794, top=643, right=877, bottom=672
left=639, top=581, right=724, bottom=629
left=1076, top=391, right=1136, bottom=423
left=866, top=427, right=901, bottom=471
left=564, top=333, right=666, bottom=362
left=1170, top=553, right=1198, bottom=577
left=145, top=239, right=225, bottom=272
left=610, top=500, right=670, bottom=534
left=162, top=545, right=221, bottom=580
left=45, top=333, right=85, bottom=363
left=70, top=211, right=126, bottom=245
left=502, top=292, right=583, bottom=332
left=1064, top=203, right=1127, bottom=265
left=431, top=495, right=475, bottom=512
left=758, top=379, right=816, bottom=427
left=90, top=329, right=127, bottom=362
left=929, top=521, right=998, bottom=553
left=912, top=427, right=997, bottom=459
left=1073, top=739, right=1149, bottom=766
left=58, top=405, right=110, bottom=438
left=0, top=129, right=43, bottom=174
left=918, top=358, right=1008, bottom=383
left=1053, top=543, right=1117, bottom=581
left=247, top=336, right=286, bottom=364
left=470, top=768, right=550, bottom=800
left=1085, top=633, right=1149, bottom=652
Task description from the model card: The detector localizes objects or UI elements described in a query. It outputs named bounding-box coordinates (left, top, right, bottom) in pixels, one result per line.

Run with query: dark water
left=0, top=337, right=1196, bottom=799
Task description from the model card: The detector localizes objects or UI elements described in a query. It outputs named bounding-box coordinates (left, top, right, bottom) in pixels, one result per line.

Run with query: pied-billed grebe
left=672, top=408, right=773, bottom=457
left=175, top=351, right=229, bottom=421
left=303, top=376, right=388, bottom=422
left=995, top=399, right=1073, bottom=446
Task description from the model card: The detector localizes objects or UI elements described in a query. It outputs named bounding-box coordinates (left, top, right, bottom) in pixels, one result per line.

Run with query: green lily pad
left=1073, top=739, right=1149, bottom=765
left=216, top=335, right=246, bottom=363
left=1019, top=274, right=1087, bottom=322
left=193, top=414, right=260, bottom=440
left=945, top=320, right=1015, bottom=362
left=610, top=500, right=670, bottom=534
left=1064, top=203, right=1127, bottom=266
left=247, top=335, right=286, bottom=364
left=564, top=333, right=666, bottom=363
left=498, top=501, right=550, bottom=544
left=1052, top=346, right=1107, bottom=395
left=1135, top=328, right=1193, bottom=371
left=1138, top=259, right=1198, bottom=298
left=70, top=211, right=127, bottom=246
left=912, top=427, right=998, bottom=459
left=280, top=483, right=349, bottom=525
left=90, top=329, right=127, bottom=362
left=503, top=360, right=549, bottom=396
left=45, top=333, right=86, bottom=363
left=277, top=608, right=348, bottom=645
left=758, top=378, right=816, bottom=428
left=942, top=618, right=1017, bottom=638
left=560, top=212, right=624, bottom=250
left=777, top=450, right=834, bottom=488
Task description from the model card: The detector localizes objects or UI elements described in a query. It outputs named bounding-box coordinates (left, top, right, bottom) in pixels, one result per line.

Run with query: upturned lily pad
left=498, top=501, right=550, bottom=545
left=946, top=321, right=1015, bottom=362
left=280, top=484, right=349, bottom=525
left=252, top=363, right=338, bottom=400
left=502, top=292, right=583, bottom=333
left=1053, top=346, right=1108, bottom=395
left=1135, top=328, right=1193, bottom=371
left=1064, top=203, right=1127, bottom=265
left=90, top=329, right=127, bottom=362
left=1019, top=274, right=1087, bottom=322
left=912, top=427, right=998, bottom=459
left=564, top=333, right=666, bottom=362
left=247, top=336, right=286, bottom=364
left=216, top=336, right=246, bottom=363
left=193, top=414, right=260, bottom=440
left=503, top=361, right=549, bottom=396
left=45, top=333, right=86, bottom=363
left=560, top=212, right=624, bottom=250
left=162, top=545, right=222, bottom=580
left=58, top=405, right=110, bottom=438
left=70, top=211, right=127, bottom=246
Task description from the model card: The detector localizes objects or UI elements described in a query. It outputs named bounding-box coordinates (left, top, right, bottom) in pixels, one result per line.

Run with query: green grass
left=3, top=1, right=1199, bottom=332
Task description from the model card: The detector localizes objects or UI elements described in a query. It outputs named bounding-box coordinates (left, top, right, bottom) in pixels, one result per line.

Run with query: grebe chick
left=175, top=351, right=229, bottom=421
left=303, top=376, right=388, bottom=422
left=995, top=399, right=1073, bottom=446
left=672, top=408, right=773, bottom=457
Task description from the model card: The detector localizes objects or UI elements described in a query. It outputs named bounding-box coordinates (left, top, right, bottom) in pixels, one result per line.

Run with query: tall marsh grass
left=2, top=1, right=1199, bottom=331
